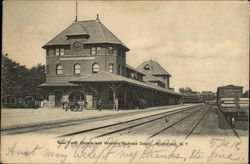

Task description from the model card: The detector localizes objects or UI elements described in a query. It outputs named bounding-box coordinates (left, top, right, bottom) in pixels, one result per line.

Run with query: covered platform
left=69, top=71, right=181, bottom=110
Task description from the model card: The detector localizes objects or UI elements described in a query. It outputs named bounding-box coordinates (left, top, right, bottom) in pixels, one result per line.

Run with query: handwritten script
left=3, top=137, right=246, bottom=163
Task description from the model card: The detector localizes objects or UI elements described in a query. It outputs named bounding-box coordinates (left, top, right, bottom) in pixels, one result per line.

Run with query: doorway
left=55, top=91, right=62, bottom=107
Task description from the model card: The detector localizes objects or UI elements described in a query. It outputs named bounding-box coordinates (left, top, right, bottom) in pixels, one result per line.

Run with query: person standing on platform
left=98, top=98, right=102, bottom=111
left=115, top=98, right=119, bottom=111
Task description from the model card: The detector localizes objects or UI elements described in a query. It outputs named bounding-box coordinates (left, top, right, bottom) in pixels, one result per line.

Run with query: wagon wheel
left=75, top=105, right=79, bottom=111
left=80, top=106, right=83, bottom=111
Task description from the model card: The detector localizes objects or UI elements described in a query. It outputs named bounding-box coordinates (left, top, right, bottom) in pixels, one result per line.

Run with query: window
left=144, top=64, right=150, bottom=70
left=56, top=64, right=63, bottom=75
left=97, top=47, right=101, bottom=51
left=108, top=63, right=114, bottom=73
left=60, top=48, right=64, bottom=55
left=120, top=51, right=124, bottom=57
left=135, top=72, right=138, bottom=80
left=74, top=64, right=81, bottom=74
left=7, top=97, right=10, bottom=103
left=131, top=72, right=135, bottom=79
left=117, top=64, right=120, bottom=75
left=108, top=47, right=113, bottom=54
left=91, top=47, right=96, bottom=54
left=92, top=63, right=100, bottom=73
left=55, top=49, right=60, bottom=56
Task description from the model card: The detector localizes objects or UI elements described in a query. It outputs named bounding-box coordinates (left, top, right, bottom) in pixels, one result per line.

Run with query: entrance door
left=55, top=92, right=62, bottom=107
left=93, top=96, right=98, bottom=109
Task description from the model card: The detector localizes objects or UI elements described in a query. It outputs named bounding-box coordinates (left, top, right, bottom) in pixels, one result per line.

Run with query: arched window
left=56, top=64, right=63, bottom=75
left=92, top=63, right=100, bottom=73
left=74, top=64, right=81, bottom=74
left=144, top=64, right=150, bottom=70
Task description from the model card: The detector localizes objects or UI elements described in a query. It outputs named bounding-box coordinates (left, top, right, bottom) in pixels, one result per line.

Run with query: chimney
left=96, top=14, right=100, bottom=22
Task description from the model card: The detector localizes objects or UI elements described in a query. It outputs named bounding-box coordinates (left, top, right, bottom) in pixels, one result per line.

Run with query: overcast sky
left=2, top=1, right=249, bottom=92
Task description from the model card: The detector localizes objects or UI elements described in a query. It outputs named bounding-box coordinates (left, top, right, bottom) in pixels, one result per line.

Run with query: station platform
left=1, top=104, right=197, bottom=131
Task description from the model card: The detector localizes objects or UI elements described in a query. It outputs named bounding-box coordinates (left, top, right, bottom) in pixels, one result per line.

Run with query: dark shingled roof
left=143, top=74, right=165, bottom=83
left=43, top=20, right=129, bottom=50
left=65, top=22, right=88, bottom=36
left=126, top=64, right=146, bottom=76
left=136, top=60, right=171, bottom=76
left=69, top=71, right=179, bottom=96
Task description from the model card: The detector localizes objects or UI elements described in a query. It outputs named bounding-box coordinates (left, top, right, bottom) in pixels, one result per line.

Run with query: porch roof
left=39, top=82, right=78, bottom=87
left=70, top=71, right=180, bottom=96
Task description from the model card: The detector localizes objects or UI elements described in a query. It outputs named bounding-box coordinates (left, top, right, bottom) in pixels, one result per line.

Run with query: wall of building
left=46, top=44, right=127, bottom=83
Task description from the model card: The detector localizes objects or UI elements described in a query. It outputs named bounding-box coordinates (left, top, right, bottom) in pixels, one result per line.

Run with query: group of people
left=97, top=98, right=119, bottom=111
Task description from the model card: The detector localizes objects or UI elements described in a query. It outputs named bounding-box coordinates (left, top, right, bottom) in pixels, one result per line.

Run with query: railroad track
left=59, top=105, right=203, bottom=138
left=2, top=105, right=195, bottom=135
left=147, top=105, right=210, bottom=139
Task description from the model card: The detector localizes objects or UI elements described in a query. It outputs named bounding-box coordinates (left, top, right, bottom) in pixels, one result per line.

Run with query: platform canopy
left=69, top=71, right=180, bottom=96
left=39, top=82, right=78, bottom=87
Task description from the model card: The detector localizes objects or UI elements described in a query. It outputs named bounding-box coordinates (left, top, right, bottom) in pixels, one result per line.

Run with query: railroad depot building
left=40, top=16, right=181, bottom=109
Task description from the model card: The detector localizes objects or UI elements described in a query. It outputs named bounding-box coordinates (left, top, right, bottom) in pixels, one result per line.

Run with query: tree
left=179, top=88, right=185, bottom=95
left=1, top=53, right=46, bottom=102
left=1, top=53, right=29, bottom=96
left=242, top=90, right=249, bottom=98
left=185, top=87, right=193, bottom=96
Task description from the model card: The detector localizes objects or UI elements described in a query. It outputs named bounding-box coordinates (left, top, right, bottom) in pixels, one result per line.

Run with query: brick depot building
left=40, top=16, right=181, bottom=109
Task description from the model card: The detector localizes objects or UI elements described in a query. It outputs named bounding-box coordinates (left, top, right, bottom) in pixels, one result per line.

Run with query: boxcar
left=181, top=95, right=203, bottom=103
left=217, top=85, right=248, bottom=126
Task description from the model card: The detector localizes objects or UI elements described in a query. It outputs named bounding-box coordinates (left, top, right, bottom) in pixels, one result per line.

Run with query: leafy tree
left=242, top=90, right=249, bottom=98
left=1, top=53, right=46, bottom=102
left=179, top=88, right=185, bottom=95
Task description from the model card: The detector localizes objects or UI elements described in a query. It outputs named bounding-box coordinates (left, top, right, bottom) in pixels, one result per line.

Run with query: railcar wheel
left=231, top=117, right=235, bottom=127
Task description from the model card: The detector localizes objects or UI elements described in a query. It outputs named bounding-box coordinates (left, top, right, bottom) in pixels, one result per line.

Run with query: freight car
left=181, top=95, right=204, bottom=103
left=217, top=85, right=249, bottom=126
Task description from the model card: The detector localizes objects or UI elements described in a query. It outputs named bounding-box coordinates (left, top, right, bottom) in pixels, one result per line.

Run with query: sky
left=2, top=1, right=249, bottom=92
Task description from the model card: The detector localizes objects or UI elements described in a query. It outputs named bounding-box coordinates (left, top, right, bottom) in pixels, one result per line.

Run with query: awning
left=39, top=82, right=78, bottom=87
left=69, top=71, right=180, bottom=96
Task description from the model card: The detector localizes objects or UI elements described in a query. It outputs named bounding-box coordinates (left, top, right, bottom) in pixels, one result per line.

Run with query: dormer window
left=144, top=64, right=150, bottom=70
left=55, top=49, right=60, bottom=56
left=60, top=48, right=64, bottom=55
left=108, top=63, right=114, bottom=73
left=91, top=47, right=96, bottom=54
left=55, top=48, right=64, bottom=56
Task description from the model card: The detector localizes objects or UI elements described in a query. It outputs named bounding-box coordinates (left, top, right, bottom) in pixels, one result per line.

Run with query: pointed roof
left=136, top=60, right=171, bottom=76
left=42, top=19, right=129, bottom=50
left=65, top=22, right=88, bottom=36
